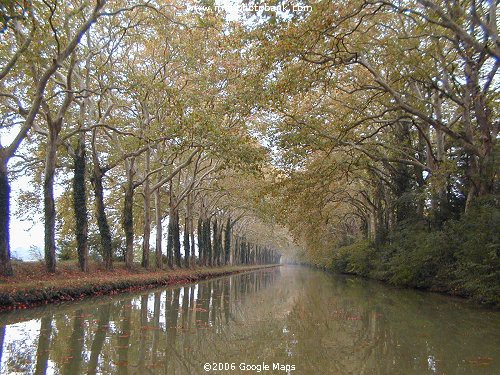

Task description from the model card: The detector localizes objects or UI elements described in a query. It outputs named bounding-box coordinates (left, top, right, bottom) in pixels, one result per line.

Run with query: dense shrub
left=385, top=229, right=452, bottom=288
left=445, top=198, right=500, bottom=305
left=330, top=200, right=500, bottom=307
left=332, top=240, right=374, bottom=276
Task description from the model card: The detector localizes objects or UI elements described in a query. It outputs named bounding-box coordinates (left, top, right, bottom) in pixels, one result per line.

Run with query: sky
left=10, top=176, right=45, bottom=260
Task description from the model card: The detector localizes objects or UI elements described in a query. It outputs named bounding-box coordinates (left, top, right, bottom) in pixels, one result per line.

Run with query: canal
left=0, top=266, right=498, bottom=374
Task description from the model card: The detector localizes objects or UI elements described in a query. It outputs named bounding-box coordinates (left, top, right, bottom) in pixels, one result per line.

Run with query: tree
left=0, top=0, right=108, bottom=275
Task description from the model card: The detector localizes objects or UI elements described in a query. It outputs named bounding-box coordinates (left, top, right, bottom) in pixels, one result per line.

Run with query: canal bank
left=0, top=262, right=280, bottom=311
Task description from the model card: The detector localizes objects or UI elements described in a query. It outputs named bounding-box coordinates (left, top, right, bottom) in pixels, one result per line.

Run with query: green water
left=0, top=266, right=498, bottom=374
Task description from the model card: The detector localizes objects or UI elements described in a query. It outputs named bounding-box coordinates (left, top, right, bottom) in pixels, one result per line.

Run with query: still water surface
left=0, top=266, right=498, bottom=374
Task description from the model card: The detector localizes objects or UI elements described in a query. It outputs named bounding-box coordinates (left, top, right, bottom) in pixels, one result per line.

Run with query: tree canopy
left=0, top=0, right=497, bottom=292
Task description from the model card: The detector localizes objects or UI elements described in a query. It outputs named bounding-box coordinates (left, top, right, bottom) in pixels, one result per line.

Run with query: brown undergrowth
left=0, top=261, right=279, bottom=311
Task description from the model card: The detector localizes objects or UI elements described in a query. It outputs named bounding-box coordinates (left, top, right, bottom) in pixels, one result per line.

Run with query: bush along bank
left=325, top=201, right=500, bottom=308
left=0, top=264, right=280, bottom=311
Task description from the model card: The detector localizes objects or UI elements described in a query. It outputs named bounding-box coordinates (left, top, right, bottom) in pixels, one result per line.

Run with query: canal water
left=0, top=266, right=498, bottom=374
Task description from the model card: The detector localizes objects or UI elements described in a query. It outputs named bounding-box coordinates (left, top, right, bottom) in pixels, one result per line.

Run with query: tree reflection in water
left=0, top=267, right=499, bottom=374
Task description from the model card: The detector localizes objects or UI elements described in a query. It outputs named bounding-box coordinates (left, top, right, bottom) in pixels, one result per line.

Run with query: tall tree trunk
left=234, top=236, right=241, bottom=264
left=187, top=193, right=195, bottom=266
left=92, top=170, right=113, bottom=270
left=172, top=208, right=181, bottom=267
left=123, top=158, right=136, bottom=269
left=91, top=132, right=113, bottom=270
left=212, top=218, right=219, bottom=266
left=430, top=95, right=448, bottom=225
left=167, top=183, right=182, bottom=268
left=183, top=215, right=190, bottom=267
left=368, top=210, right=377, bottom=242
left=166, top=215, right=174, bottom=268
left=190, top=215, right=195, bottom=265
left=224, top=217, right=231, bottom=265
left=141, top=148, right=151, bottom=269
left=154, top=181, right=162, bottom=269
left=123, top=180, right=134, bottom=269
left=464, top=51, right=496, bottom=209
left=234, top=236, right=239, bottom=265
left=166, top=184, right=175, bottom=268
left=44, top=131, right=58, bottom=273
left=392, top=121, right=414, bottom=224
left=0, top=159, right=13, bottom=276
left=197, top=217, right=203, bottom=266
left=216, top=220, right=223, bottom=265
left=415, top=128, right=427, bottom=219
left=204, top=218, right=212, bottom=266
left=190, top=224, right=196, bottom=264
left=73, top=133, right=88, bottom=272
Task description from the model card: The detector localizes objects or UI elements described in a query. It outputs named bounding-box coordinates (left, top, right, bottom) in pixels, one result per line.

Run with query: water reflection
left=0, top=267, right=498, bottom=374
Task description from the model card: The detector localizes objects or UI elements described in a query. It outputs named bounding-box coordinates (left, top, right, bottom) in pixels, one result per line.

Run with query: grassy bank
left=320, top=202, right=500, bottom=308
left=0, top=261, right=279, bottom=311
